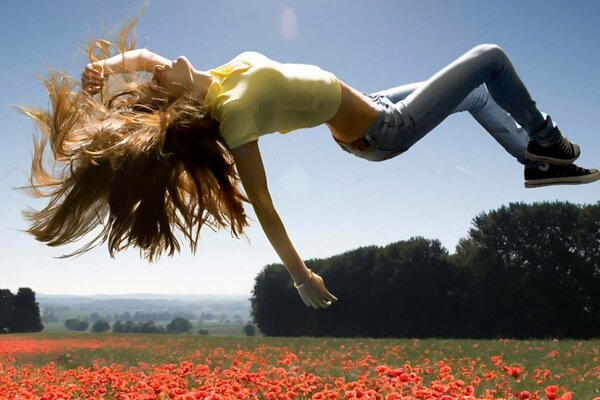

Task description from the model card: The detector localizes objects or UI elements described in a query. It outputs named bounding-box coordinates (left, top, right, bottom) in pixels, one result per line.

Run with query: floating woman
left=19, top=16, right=598, bottom=310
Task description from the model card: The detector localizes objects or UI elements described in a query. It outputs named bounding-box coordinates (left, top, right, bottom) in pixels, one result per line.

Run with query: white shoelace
left=558, top=136, right=573, bottom=154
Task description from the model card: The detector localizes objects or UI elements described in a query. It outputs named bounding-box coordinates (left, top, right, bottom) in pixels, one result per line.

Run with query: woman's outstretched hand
left=81, top=63, right=106, bottom=95
left=295, top=271, right=338, bottom=309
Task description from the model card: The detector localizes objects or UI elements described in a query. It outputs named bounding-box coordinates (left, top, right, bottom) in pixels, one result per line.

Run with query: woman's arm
left=230, top=141, right=338, bottom=308
left=91, top=48, right=171, bottom=74
left=82, top=49, right=171, bottom=94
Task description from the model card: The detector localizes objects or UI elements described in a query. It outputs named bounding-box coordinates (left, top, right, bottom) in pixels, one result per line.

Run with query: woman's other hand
left=81, top=63, right=106, bottom=95
left=295, top=271, right=338, bottom=309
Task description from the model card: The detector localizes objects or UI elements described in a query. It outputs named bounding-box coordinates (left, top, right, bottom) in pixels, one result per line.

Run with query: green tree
left=124, top=320, right=135, bottom=333
left=65, top=318, right=78, bottom=330
left=66, top=319, right=89, bottom=331
left=141, top=321, right=158, bottom=333
left=0, top=289, right=15, bottom=333
left=12, top=288, right=43, bottom=333
left=166, top=317, right=192, bottom=333
left=250, top=262, right=304, bottom=336
left=251, top=238, right=467, bottom=337
left=455, top=201, right=600, bottom=338
left=243, top=323, right=256, bottom=336
left=374, top=238, right=468, bottom=338
left=91, top=320, right=110, bottom=333
left=112, top=320, right=125, bottom=333
left=74, top=320, right=89, bottom=331
left=250, top=201, right=599, bottom=339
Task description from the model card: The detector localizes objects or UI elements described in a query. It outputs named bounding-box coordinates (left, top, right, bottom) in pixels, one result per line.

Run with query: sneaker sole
left=525, top=170, right=600, bottom=188
left=524, top=143, right=581, bottom=165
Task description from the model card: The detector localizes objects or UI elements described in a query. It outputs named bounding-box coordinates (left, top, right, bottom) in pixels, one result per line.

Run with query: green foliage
left=112, top=320, right=166, bottom=333
left=197, top=329, right=209, bottom=335
left=0, top=289, right=14, bottom=333
left=0, top=288, right=44, bottom=333
left=251, top=201, right=600, bottom=339
left=91, top=320, right=110, bottom=333
left=251, top=238, right=464, bottom=337
left=166, top=317, right=192, bottom=333
left=455, top=201, right=600, bottom=338
left=113, top=310, right=196, bottom=323
left=65, top=319, right=89, bottom=331
left=243, top=323, right=256, bottom=336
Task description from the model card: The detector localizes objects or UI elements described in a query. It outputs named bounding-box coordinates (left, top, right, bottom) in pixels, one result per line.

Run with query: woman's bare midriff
left=326, top=81, right=379, bottom=143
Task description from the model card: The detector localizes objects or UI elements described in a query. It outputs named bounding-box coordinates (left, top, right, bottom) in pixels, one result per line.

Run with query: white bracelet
left=294, top=269, right=313, bottom=289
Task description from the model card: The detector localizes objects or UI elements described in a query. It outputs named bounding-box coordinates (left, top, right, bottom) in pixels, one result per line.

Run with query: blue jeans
left=335, top=44, right=561, bottom=165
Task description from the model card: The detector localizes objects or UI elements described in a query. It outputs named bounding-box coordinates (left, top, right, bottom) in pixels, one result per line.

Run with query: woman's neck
left=191, top=68, right=214, bottom=100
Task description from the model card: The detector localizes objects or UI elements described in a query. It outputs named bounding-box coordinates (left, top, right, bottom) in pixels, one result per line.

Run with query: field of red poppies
left=0, top=333, right=598, bottom=399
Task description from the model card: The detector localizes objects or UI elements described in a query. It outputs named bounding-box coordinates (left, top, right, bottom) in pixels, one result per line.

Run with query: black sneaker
left=525, top=135, right=580, bottom=165
left=524, top=162, right=600, bottom=188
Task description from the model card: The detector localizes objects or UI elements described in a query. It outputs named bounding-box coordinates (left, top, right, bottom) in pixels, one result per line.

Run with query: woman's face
left=155, top=56, right=194, bottom=98
left=141, top=56, right=195, bottom=103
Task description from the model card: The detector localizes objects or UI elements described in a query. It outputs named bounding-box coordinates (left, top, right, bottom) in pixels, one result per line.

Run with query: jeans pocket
left=373, top=112, right=409, bottom=157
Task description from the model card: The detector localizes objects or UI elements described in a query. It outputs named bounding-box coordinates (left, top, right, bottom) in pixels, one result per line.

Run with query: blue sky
left=1, top=1, right=599, bottom=296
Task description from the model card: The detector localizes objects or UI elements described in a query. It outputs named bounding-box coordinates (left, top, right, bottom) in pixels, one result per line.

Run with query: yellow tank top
left=204, top=51, right=342, bottom=149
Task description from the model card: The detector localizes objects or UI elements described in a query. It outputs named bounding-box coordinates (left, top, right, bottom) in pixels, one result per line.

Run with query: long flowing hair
left=16, top=13, right=250, bottom=262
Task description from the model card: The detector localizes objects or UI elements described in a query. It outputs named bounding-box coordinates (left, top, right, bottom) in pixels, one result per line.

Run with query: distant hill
left=37, top=294, right=252, bottom=324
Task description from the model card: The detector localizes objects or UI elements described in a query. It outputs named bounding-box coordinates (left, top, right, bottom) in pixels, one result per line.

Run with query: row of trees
left=65, top=318, right=90, bottom=331
left=251, top=201, right=600, bottom=339
left=114, top=320, right=172, bottom=333
left=65, top=317, right=258, bottom=336
left=111, top=311, right=197, bottom=323
left=44, top=310, right=244, bottom=324
left=65, top=317, right=194, bottom=333
left=106, top=311, right=242, bottom=323
left=0, top=288, right=43, bottom=333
